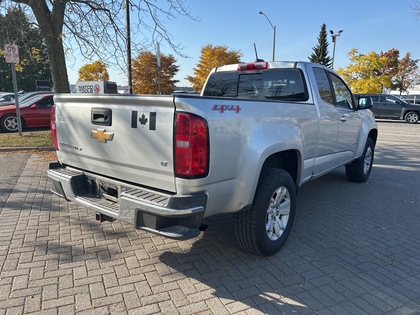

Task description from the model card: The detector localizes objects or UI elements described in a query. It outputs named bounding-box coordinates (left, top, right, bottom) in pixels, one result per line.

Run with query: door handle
left=339, top=114, right=351, bottom=122
left=91, top=108, right=112, bottom=126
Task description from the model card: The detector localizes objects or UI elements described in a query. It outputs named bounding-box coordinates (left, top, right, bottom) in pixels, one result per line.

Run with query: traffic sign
left=4, top=43, right=22, bottom=134
left=4, top=44, right=19, bottom=63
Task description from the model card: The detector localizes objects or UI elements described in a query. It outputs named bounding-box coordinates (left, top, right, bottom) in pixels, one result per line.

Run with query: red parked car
left=0, top=94, right=54, bottom=132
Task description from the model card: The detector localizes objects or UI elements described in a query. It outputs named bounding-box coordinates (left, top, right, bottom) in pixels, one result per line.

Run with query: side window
left=329, top=73, right=354, bottom=109
left=262, top=69, right=308, bottom=101
left=37, top=97, right=53, bottom=108
left=370, top=95, right=379, bottom=102
left=384, top=96, right=400, bottom=104
left=313, top=67, right=334, bottom=104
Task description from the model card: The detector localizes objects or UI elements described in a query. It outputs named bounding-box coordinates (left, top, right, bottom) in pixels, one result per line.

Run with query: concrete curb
left=0, top=146, right=55, bottom=152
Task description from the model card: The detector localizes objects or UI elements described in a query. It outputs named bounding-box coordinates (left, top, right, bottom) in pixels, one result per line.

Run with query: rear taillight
left=50, top=106, right=58, bottom=150
left=175, top=112, right=209, bottom=178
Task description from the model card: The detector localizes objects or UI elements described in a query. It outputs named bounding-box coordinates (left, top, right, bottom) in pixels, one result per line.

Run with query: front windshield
left=18, top=95, right=45, bottom=107
left=18, top=93, right=36, bottom=102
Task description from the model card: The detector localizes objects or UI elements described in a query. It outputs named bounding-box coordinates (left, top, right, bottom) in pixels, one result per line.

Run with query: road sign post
left=4, top=44, right=22, bottom=135
left=157, top=42, right=161, bottom=95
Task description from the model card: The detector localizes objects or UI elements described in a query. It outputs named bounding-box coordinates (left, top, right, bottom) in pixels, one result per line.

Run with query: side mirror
left=357, top=96, right=372, bottom=110
left=29, top=104, right=38, bottom=109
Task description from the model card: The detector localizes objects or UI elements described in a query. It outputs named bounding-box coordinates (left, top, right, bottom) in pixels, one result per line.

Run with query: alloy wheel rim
left=265, top=186, right=291, bottom=241
left=364, top=146, right=372, bottom=175
left=5, top=117, right=18, bottom=131
left=407, top=113, right=418, bottom=123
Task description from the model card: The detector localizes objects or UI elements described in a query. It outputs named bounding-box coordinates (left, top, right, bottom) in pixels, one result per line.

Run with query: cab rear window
left=203, top=69, right=308, bottom=101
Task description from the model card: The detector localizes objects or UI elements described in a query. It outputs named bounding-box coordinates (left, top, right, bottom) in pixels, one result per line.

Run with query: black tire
left=404, top=111, right=419, bottom=124
left=346, top=138, right=374, bottom=183
left=234, top=168, right=296, bottom=256
left=0, top=114, right=19, bottom=132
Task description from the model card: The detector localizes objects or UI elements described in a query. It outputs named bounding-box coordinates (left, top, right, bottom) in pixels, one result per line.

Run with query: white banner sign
left=4, top=44, right=19, bottom=63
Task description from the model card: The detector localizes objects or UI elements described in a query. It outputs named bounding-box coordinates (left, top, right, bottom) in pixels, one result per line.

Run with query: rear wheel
left=405, top=111, right=419, bottom=124
left=346, top=138, right=374, bottom=183
left=234, top=168, right=296, bottom=256
left=1, top=114, right=19, bottom=132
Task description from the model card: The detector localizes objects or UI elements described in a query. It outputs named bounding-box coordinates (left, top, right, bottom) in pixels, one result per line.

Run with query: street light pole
left=259, top=11, right=276, bottom=61
left=329, top=29, right=343, bottom=69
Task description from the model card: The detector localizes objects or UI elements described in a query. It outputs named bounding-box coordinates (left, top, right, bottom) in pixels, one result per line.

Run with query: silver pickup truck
left=48, top=61, right=378, bottom=256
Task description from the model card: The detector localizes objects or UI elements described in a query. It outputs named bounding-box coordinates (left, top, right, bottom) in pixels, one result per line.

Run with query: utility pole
left=126, top=0, right=133, bottom=94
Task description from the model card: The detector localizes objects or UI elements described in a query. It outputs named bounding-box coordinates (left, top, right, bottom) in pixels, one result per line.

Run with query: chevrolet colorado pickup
left=48, top=61, right=378, bottom=256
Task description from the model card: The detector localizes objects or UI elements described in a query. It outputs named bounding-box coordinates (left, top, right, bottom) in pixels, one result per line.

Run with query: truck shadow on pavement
left=158, top=163, right=420, bottom=313
left=156, top=171, right=352, bottom=313
left=9, top=143, right=418, bottom=313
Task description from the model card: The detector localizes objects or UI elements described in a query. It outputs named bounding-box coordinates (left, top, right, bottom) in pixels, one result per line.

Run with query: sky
left=66, top=0, right=420, bottom=88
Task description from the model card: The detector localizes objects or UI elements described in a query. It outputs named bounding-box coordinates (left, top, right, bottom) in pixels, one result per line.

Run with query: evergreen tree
left=308, top=23, right=332, bottom=67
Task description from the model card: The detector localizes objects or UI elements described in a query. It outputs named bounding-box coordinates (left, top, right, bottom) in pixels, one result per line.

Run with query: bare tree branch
left=415, top=0, right=420, bottom=16
left=0, top=0, right=196, bottom=91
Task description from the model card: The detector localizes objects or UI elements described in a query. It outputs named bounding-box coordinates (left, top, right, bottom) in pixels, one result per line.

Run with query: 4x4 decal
left=212, top=105, right=241, bottom=113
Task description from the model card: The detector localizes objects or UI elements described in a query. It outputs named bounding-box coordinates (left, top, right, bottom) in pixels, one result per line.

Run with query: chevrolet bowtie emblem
left=91, top=129, right=114, bottom=143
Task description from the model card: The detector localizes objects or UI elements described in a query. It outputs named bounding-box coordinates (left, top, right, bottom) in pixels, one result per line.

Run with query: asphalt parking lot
left=0, top=121, right=419, bottom=314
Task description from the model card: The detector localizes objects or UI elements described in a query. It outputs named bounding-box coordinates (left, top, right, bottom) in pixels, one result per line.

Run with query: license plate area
left=76, top=176, right=121, bottom=205
left=97, top=180, right=119, bottom=203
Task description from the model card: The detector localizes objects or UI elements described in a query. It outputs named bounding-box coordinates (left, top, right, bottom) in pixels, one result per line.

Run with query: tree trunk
left=44, top=35, right=70, bottom=93
left=28, top=0, right=70, bottom=93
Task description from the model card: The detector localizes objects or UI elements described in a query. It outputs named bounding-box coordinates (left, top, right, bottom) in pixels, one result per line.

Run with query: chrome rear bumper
left=47, top=162, right=206, bottom=239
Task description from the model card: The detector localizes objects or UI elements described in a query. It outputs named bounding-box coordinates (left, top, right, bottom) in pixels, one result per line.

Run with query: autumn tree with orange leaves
left=78, top=61, right=109, bottom=81
left=380, top=49, right=419, bottom=95
left=187, top=45, right=242, bottom=92
left=336, top=49, right=389, bottom=93
left=0, top=1, right=194, bottom=92
left=132, top=51, right=179, bottom=94
left=337, top=48, right=418, bottom=94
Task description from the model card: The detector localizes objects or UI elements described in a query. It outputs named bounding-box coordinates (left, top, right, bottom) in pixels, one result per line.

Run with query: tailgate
left=54, top=94, right=176, bottom=192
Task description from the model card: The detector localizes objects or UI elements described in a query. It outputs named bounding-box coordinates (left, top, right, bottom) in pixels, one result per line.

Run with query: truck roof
left=211, top=61, right=322, bottom=73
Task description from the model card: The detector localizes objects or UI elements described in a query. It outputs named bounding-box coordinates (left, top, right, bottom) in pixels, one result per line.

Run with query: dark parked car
left=0, top=94, right=54, bottom=132
left=356, top=94, right=420, bottom=124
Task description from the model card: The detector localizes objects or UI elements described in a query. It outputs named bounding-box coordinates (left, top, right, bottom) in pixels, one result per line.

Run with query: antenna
left=254, top=43, right=264, bottom=62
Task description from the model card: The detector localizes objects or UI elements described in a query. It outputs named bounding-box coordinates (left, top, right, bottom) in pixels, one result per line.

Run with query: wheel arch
left=368, top=128, right=378, bottom=147
left=258, top=149, right=300, bottom=188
